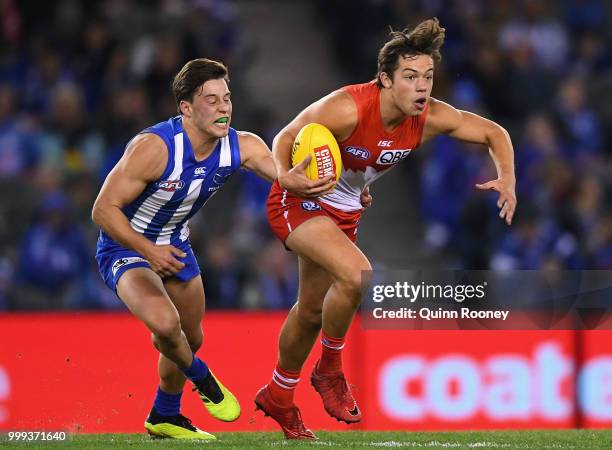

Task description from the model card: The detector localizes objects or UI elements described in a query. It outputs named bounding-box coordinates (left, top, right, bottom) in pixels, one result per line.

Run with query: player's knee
left=150, top=314, right=182, bottom=343
left=337, top=260, right=372, bottom=300
left=297, top=304, right=322, bottom=328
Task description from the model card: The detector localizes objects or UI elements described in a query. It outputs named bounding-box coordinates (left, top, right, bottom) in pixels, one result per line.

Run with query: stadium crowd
left=1, top=0, right=610, bottom=310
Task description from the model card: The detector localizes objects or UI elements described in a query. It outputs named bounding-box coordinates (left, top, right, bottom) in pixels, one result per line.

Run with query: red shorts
left=267, top=181, right=362, bottom=244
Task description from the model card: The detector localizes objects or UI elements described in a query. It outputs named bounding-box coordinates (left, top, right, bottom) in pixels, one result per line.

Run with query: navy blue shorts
left=95, top=239, right=200, bottom=292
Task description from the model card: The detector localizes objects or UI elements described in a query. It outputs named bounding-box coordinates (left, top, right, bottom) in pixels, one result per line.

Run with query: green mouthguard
left=215, top=117, right=229, bottom=124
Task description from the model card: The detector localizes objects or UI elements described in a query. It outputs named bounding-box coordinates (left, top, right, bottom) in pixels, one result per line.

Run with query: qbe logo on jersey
left=314, top=145, right=336, bottom=178
left=376, top=149, right=412, bottom=165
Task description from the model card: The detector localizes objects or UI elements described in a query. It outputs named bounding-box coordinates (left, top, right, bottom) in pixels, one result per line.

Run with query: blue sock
left=181, top=354, right=209, bottom=383
left=153, top=386, right=182, bottom=416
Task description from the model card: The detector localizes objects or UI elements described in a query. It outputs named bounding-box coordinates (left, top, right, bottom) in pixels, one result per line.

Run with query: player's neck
left=183, top=118, right=219, bottom=160
left=379, top=88, right=406, bottom=132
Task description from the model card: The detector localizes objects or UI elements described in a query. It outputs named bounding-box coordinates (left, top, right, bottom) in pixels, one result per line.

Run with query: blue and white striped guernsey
left=98, top=116, right=241, bottom=251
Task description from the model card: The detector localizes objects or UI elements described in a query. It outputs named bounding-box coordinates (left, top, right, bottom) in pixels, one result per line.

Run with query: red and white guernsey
left=320, top=81, right=429, bottom=211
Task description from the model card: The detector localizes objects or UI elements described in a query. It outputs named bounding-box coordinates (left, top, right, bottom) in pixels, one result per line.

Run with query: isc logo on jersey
left=346, top=146, right=371, bottom=160
left=158, top=180, right=185, bottom=191
left=376, top=149, right=412, bottom=165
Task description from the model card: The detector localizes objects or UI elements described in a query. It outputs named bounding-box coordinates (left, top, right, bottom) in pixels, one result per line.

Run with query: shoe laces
left=328, top=372, right=349, bottom=395
left=193, top=373, right=224, bottom=403
left=173, top=414, right=197, bottom=432
left=287, top=406, right=309, bottom=433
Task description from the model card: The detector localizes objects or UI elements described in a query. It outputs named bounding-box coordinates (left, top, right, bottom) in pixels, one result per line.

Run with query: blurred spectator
left=74, top=19, right=116, bottom=111
left=98, top=82, right=151, bottom=181
left=143, top=34, right=185, bottom=116
left=571, top=176, right=603, bottom=239
left=200, top=236, right=245, bottom=309
left=564, top=0, right=606, bottom=35
left=23, top=47, right=74, bottom=115
left=38, top=82, right=105, bottom=174
left=465, top=44, right=515, bottom=123
left=13, top=192, right=91, bottom=309
left=554, top=76, right=602, bottom=160
left=255, top=241, right=298, bottom=310
left=421, top=119, right=495, bottom=254
left=0, top=84, right=40, bottom=176
left=498, top=1, right=569, bottom=71
left=570, top=31, right=612, bottom=75
left=591, top=212, right=612, bottom=269
left=514, top=113, right=563, bottom=200
left=490, top=203, right=584, bottom=270
left=505, top=42, right=557, bottom=117
left=0, top=0, right=22, bottom=49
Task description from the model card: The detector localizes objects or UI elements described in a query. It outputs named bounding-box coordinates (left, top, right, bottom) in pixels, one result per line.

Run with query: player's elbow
left=486, top=122, right=510, bottom=146
left=91, top=198, right=109, bottom=227
left=272, top=127, right=294, bottom=154
left=91, top=201, right=102, bottom=226
left=492, top=122, right=510, bottom=139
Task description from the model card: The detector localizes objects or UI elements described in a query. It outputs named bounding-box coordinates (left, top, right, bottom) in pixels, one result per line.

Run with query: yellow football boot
left=144, top=408, right=215, bottom=440
left=193, top=370, right=241, bottom=422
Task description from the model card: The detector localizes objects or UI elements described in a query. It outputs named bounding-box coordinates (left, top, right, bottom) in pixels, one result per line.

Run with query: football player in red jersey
left=256, top=18, right=516, bottom=439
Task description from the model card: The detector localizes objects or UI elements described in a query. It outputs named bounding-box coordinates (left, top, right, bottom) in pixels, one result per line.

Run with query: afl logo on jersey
left=345, top=146, right=370, bottom=160
left=376, top=149, right=412, bottom=165
left=301, top=201, right=321, bottom=212
left=158, top=180, right=185, bottom=192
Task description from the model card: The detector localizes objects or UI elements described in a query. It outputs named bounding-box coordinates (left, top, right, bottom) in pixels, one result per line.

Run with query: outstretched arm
left=423, top=98, right=516, bottom=225
left=237, top=131, right=277, bottom=182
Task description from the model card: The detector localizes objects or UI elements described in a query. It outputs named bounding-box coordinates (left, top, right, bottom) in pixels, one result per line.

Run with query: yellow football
left=291, top=123, right=342, bottom=182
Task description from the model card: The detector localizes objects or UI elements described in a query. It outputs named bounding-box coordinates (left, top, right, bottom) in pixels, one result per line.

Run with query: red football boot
left=254, top=385, right=317, bottom=440
left=310, top=362, right=361, bottom=423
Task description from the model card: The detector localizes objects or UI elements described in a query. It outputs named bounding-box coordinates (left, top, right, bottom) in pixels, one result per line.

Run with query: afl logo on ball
left=301, top=201, right=321, bottom=212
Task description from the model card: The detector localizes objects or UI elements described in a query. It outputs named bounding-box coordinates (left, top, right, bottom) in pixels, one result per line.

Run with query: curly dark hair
left=376, top=18, right=446, bottom=87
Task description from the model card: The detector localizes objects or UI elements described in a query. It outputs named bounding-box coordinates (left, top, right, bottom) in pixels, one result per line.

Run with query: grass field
left=2, top=430, right=612, bottom=449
